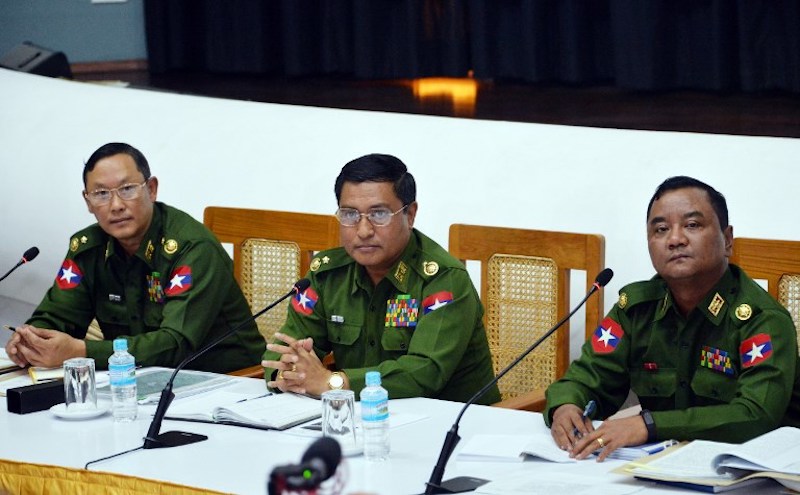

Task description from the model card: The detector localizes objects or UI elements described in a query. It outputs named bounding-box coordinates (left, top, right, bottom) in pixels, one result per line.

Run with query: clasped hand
left=262, top=332, right=329, bottom=397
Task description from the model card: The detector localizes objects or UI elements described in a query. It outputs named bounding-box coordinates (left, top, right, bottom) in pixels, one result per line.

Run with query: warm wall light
left=411, top=77, right=478, bottom=116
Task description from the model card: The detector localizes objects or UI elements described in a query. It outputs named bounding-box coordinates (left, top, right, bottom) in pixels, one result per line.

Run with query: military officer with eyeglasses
left=4, top=142, right=264, bottom=372
left=261, top=154, right=500, bottom=403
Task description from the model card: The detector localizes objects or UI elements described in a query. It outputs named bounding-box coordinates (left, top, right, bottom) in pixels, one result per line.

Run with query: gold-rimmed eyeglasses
left=335, top=204, right=408, bottom=227
left=83, top=180, right=149, bottom=206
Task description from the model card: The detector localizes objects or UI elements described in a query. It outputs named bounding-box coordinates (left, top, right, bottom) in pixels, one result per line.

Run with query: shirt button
left=679, top=380, right=688, bottom=388
left=369, top=305, right=375, bottom=311
left=369, top=340, right=375, bottom=347
left=680, top=342, right=689, bottom=350
left=400, top=342, right=407, bottom=350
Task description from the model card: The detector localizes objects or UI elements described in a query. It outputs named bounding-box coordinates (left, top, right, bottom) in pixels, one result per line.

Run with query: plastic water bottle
left=108, top=338, right=137, bottom=422
left=360, top=371, right=390, bottom=461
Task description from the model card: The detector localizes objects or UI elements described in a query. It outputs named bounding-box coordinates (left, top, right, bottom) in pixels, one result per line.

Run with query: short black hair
left=83, top=142, right=151, bottom=187
left=334, top=154, right=416, bottom=205
left=647, top=176, right=729, bottom=230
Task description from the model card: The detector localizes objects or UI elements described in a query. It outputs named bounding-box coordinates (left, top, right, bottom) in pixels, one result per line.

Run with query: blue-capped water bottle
left=108, top=338, right=137, bottom=422
left=360, top=371, right=389, bottom=461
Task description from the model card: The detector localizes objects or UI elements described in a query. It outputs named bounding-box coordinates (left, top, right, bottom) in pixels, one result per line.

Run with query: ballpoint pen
left=573, top=399, right=596, bottom=438
left=3, top=325, right=16, bottom=332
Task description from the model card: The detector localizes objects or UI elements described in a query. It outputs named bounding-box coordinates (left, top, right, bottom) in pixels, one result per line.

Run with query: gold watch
left=328, top=371, right=344, bottom=390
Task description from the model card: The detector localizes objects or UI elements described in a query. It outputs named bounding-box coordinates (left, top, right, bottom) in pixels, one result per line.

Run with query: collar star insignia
left=80, top=236, right=88, bottom=244
left=618, top=292, right=628, bottom=309
left=708, top=293, right=725, bottom=317
left=735, top=303, right=752, bottom=321
left=423, top=261, right=439, bottom=276
left=145, top=240, right=155, bottom=261
left=322, top=256, right=330, bottom=264
left=394, top=261, right=408, bottom=283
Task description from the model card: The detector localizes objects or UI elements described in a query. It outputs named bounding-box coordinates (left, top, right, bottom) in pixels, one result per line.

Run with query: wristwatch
left=640, top=409, right=657, bottom=443
left=327, top=371, right=344, bottom=390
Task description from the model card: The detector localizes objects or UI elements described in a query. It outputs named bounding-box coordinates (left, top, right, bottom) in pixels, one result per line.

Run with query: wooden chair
left=203, top=207, right=339, bottom=377
left=730, top=237, right=800, bottom=351
left=448, top=224, right=605, bottom=411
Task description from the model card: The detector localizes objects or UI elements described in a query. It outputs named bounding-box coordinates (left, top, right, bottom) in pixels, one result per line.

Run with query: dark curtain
left=144, top=0, right=800, bottom=92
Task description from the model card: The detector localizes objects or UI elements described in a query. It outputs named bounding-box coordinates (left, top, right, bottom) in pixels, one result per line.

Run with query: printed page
left=715, top=427, right=800, bottom=474
left=629, top=440, right=734, bottom=479
left=476, top=471, right=644, bottom=495
left=214, top=393, right=321, bottom=429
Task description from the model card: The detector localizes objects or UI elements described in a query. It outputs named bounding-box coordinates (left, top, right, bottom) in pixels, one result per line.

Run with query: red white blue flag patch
left=165, top=266, right=193, bottom=296
left=591, top=317, right=624, bottom=354
left=56, top=259, right=83, bottom=290
left=292, top=287, right=318, bottom=316
left=422, top=291, right=454, bottom=314
left=740, top=333, right=773, bottom=368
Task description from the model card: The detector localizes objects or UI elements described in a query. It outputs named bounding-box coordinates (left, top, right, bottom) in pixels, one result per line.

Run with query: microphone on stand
left=143, top=278, right=312, bottom=449
left=0, top=247, right=40, bottom=283
left=268, top=437, right=342, bottom=495
left=424, top=268, right=614, bottom=494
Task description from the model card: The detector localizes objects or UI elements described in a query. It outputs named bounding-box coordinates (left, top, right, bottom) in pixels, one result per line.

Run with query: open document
left=616, top=427, right=800, bottom=492
left=164, top=390, right=321, bottom=430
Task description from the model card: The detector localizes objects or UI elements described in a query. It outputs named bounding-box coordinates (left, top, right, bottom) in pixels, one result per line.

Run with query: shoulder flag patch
left=591, top=317, right=624, bottom=354
left=56, top=259, right=83, bottom=290
left=292, top=287, right=318, bottom=316
left=740, top=333, right=773, bottom=368
left=422, top=291, right=454, bottom=314
left=165, top=266, right=193, bottom=296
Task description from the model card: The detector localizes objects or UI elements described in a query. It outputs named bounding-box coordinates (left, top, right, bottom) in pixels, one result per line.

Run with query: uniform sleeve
left=27, top=251, right=96, bottom=338
left=653, top=309, right=797, bottom=442
left=343, top=269, right=480, bottom=397
left=543, top=305, right=632, bottom=426
left=85, top=239, right=239, bottom=367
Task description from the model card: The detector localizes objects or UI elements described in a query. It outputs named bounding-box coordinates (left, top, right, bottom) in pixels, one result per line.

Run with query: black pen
left=573, top=399, right=596, bottom=438
left=3, top=325, right=16, bottom=332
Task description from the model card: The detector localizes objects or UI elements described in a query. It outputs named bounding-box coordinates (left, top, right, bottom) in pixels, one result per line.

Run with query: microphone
left=0, top=247, right=40, bottom=283
left=267, top=437, right=342, bottom=495
left=424, top=268, right=614, bottom=494
left=143, top=278, right=312, bottom=449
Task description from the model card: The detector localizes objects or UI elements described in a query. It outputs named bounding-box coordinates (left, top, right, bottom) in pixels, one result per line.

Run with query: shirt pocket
left=630, top=368, right=677, bottom=399
left=143, top=302, right=164, bottom=328
left=381, top=326, right=413, bottom=355
left=691, top=367, right=737, bottom=404
left=328, top=321, right=362, bottom=347
left=95, top=301, right=129, bottom=328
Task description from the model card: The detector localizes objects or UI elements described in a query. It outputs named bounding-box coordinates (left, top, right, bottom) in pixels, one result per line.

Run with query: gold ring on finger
left=277, top=370, right=284, bottom=380
left=597, top=437, right=605, bottom=448
left=291, top=363, right=297, bottom=372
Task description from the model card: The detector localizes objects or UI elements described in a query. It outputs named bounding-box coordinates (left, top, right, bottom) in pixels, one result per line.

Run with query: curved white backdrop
left=1, top=68, right=797, bottom=357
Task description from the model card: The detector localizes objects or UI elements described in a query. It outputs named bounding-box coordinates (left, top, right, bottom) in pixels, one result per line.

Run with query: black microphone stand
left=424, top=269, right=613, bottom=494
left=143, top=280, right=309, bottom=449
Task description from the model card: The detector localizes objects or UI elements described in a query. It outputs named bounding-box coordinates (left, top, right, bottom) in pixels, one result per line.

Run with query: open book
left=616, top=427, right=800, bottom=492
left=164, top=390, right=321, bottom=431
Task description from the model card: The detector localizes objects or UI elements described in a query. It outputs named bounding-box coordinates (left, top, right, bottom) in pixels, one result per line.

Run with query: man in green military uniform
left=545, top=176, right=800, bottom=461
left=261, top=154, right=500, bottom=403
left=4, top=143, right=263, bottom=373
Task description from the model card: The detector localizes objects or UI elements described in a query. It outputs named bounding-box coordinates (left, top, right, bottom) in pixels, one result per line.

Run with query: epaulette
left=66, top=224, right=105, bottom=258
left=409, top=231, right=464, bottom=280
left=616, top=278, right=666, bottom=312
left=308, top=247, right=352, bottom=274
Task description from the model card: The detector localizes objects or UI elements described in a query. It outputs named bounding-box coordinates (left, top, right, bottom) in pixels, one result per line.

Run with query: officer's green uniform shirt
left=263, top=229, right=500, bottom=404
left=27, top=202, right=264, bottom=373
left=545, top=265, right=800, bottom=443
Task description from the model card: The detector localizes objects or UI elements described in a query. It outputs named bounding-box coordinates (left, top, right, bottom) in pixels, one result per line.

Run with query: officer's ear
left=724, top=225, right=733, bottom=258
left=145, top=176, right=158, bottom=202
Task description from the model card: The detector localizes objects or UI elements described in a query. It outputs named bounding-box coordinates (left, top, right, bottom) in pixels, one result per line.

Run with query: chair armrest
left=492, top=388, right=546, bottom=412
left=227, top=365, right=264, bottom=378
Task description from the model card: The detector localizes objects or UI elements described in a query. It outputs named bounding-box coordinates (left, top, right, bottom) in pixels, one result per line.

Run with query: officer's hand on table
left=570, top=415, right=649, bottom=462
left=13, top=325, right=86, bottom=368
left=263, top=332, right=331, bottom=396
left=551, top=404, right=595, bottom=450
left=4, top=327, right=31, bottom=367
